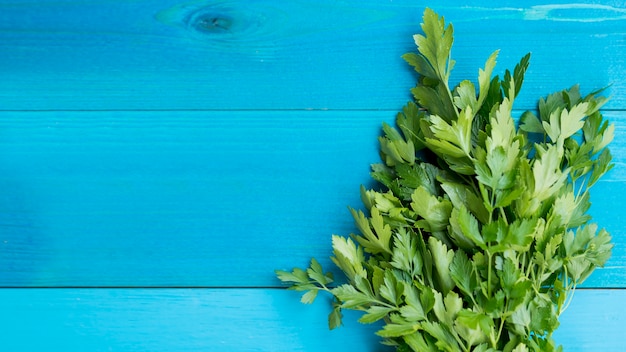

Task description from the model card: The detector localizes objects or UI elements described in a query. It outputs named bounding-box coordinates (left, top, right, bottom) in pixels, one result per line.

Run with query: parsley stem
left=445, top=83, right=460, bottom=120
left=575, top=178, right=587, bottom=199
left=561, top=283, right=577, bottom=314
left=495, top=298, right=510, bottom=346
left=560, top=265, right=577, bottom=315
left=487, top=251, right=493, bottom=297
left=520, top=252, right=528, bottom=278
left=499, top=207, right=508, bottom=225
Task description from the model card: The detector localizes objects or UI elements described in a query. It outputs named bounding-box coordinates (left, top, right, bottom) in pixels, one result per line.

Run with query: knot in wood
left=189, top=12, right=234, bottom=34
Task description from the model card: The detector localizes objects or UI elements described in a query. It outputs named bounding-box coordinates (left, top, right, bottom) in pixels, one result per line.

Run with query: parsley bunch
left=277, top=8, right=614, bottom=352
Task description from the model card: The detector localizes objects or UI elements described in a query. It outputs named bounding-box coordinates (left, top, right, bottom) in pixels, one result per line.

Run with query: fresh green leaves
left=275, top=258, right=334, bottom=304
left=412, top=7, right=455, bottom=84
left=276, top=7, right=613, bottom=352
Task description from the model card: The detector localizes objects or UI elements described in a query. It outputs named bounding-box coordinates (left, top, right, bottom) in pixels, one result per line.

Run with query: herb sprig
left=277, top=8, right=613, bottom=352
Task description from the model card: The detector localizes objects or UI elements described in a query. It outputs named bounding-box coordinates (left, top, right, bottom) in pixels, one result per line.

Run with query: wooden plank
left=0, top=110, right=624, bottom=287
left=0, top=288, right=388, bottom=351
left=0, top=1, right=624, bottom=110
left=0, top=288, right=623, bottom=351
left=0, top=110, right=385, bottom=287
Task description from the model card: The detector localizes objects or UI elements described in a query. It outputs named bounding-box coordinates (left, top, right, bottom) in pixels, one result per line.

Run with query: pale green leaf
left=376, top=319, right=419, bottom=338
left=351, top=208, right=392, bottom=255
left=421, top=321, right=461, bottom=352
left=275, top=268, right=308, bottom=285
left=391, top=228, right=423, bottom=277
left=328, top=303, right=343, bottom=330
left=450, top=250, right=475, bottom=296
left=331, top=235, right=366, bottom=279
left=402, top=283, right=427, bottom=322
left=300, top=289, right=318, bottom=304
left=477, top=50, right=499, bottom=109
left=403, top=332, right=439, bottom=352
left=532, top=145, right=568, bottom=201
left=593, top=122, right=615, bottom=154
left=448, top=207, right=477, bottom=250
left=332, top=284, right=373, bottom=309
left=512, top=343, right=530, bottom=352
left=441, top=181, right=490, bottom=224
left=559, top=102, right=588, bottom=141
left=306, top=258, right=333, bottom=286
left=411, top=186, right=453, bottom=232
left=359, top=305, right=395, bottom=324
left=429, top=237, right=455, bottom=294
left=454, top=80, right=477, bottom=111
left=426, top=113, right=470, bottom=158
left=380, top=271, right=402, bottom=305
left=415, top=8, right=455, bottom=82
left=456, top=309, right=494, bottom=342
left=456, top=205, right=485, bottom=249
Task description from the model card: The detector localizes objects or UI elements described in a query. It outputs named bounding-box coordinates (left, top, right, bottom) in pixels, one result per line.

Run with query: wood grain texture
left=0, top=288, right=389, bottom=351
left=1, top=1, right=626, bottom=350
left=0, top=288, right=623, bottom=351
left=0, top=110, right=624, bottom=288
left=0, top=0, right=624, bottom=110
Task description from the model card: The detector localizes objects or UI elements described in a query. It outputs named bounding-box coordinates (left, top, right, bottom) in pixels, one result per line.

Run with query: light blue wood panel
left=0, top=288, right=623, bottom=351
left=0, top=110, right=383, bottom=286
left=0, top=0, right=624, bottom=110
left=0, top=288, right=390, bottom=351
left=0, top=110, right=624, bottom=287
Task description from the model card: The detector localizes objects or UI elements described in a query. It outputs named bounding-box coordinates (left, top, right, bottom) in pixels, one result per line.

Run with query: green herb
left=276, top=8, right=613, bottom=352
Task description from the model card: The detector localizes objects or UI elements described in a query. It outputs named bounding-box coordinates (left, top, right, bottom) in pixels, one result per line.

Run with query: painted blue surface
left=0, top=110, right=624, bottom=288
left=0, top=0, right=624, bottom=350
left=0, top=111, right=386, bottom=286
left=0, top=289, right=389, bottom=351
left=0, top=289, right=624, bottom=351
left=0, top=1, right=624, bottom=110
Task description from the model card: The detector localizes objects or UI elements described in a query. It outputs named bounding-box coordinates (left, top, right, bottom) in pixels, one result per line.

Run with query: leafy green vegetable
left=276, top=8, right=613, bottom=351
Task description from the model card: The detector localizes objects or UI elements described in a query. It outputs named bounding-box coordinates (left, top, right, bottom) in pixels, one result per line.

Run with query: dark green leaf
left=502, top=53, right=530, bottom=100
left=397, top=101, right=427, bottom=151
left=519, top=111, right=544, bottom=134
left=403, top=52, right=437, bottom=80
left=412, top=85, right=457, bottom=121
left=396, top=162, right=440, bottom=197
left=588, top=148, right=614, bottom=187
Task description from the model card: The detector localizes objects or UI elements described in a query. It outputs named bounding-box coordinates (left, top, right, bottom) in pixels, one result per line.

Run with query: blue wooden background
left=0, top=0, right=625, bottom=350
